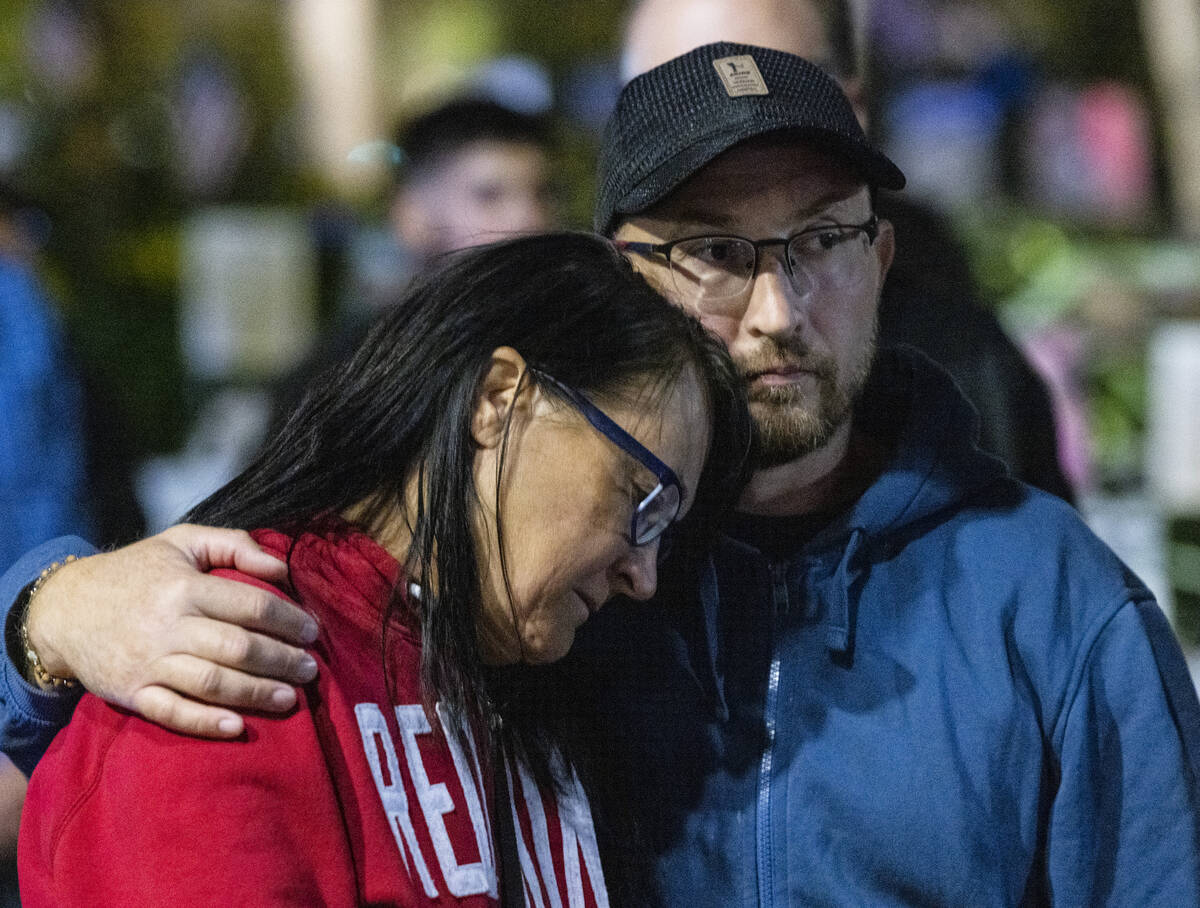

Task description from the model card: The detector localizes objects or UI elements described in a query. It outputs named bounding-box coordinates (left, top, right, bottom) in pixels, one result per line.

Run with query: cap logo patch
left=713, top=55, right=769, bottom=97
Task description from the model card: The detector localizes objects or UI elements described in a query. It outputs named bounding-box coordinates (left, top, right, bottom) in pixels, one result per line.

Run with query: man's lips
left=745, top=364, right=818, bottom=386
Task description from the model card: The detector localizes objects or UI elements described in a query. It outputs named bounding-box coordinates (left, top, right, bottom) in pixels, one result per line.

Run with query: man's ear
left=471, top=346, right=531, bottom=449
left=874, top=216, right=896, bottom=283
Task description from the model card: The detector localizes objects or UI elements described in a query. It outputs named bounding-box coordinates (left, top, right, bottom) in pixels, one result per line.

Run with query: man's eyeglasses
left=530, top=370, right=682, bottom=546
left=616, top=216, right=879, bottom=316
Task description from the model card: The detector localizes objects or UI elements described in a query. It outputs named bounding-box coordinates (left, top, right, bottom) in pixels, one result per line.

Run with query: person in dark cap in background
left=622, top=0, right=1074, bottom=503
left=387, top=97, right=557, bottom=260
left=273, top=96, right=559, bottom=419
left=0, top=42, right=1196, bottom=908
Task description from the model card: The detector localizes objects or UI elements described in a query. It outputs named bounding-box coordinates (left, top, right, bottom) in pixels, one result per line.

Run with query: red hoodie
left=20, top=522, right=609, bottom=907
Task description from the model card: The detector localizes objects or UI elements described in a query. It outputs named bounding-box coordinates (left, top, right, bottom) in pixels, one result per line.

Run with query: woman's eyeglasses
left=530, top=371, right=682, bottom=546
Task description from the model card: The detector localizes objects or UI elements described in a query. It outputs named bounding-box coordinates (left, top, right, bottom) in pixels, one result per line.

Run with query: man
left=573, top=43, right=1199, bottom=904
left=621, top=0, right=1072, bottom=503
left=2, top=44, right=1198, bottom=906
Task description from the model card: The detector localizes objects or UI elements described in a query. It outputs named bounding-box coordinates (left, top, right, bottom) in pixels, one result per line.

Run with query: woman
left=19, top=233, right=750, bottom=906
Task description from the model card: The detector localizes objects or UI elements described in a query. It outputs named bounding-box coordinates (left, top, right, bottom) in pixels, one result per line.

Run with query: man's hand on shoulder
left=24, top=524, right=320, bottom=738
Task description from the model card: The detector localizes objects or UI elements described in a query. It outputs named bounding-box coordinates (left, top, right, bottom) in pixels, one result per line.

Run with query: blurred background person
left=272, top=94, right=561, bottom=422
left=0, top=183, right=90, bottom=574
left=389, top=96, right=558, bottom=263
left=0, top=182, right=86, bottom=907
left=620, top=0, right=1074, bottom=502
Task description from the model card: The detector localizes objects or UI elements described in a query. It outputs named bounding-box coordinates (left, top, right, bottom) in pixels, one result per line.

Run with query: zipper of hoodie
left=756, top=560, right=788, bottom=907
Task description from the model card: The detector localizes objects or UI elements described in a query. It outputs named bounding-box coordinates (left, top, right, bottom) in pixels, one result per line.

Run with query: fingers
left=121, top=620, right=315, bottom=734
left=130, top=685, right=249, bottom=739
left=162, top=524, right=288, bottom=582
left=173, top=615, right=318, bottom=687
left=188, top=575, right=319, bottom=646
left=148, top=649, right=304, bottom=711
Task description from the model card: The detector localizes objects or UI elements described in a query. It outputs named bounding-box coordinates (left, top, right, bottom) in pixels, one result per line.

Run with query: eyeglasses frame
left=528, top=369, right=683, bottom=546
left=615, top=214, right=880, bottom=303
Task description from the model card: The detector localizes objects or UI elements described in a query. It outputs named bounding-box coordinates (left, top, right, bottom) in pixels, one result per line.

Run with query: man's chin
left=750, top=405, right=835, bottom=467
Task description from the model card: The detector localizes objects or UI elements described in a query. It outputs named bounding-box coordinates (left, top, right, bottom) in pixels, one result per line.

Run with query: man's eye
left=699, top=241, right=735, bottom=262
left=793, top=228, right=853, bottom=257
left=683, top=239, right=752, bottom=272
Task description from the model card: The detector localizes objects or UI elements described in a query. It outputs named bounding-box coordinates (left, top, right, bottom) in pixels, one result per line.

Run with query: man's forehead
left=634, top=138, right=870, bottom=228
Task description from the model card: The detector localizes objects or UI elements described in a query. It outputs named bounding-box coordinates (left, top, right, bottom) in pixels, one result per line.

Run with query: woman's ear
left=471, top=346, right=531, bottom=448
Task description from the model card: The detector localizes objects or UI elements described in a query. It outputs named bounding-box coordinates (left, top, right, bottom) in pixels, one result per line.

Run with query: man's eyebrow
left=659, top=206, right=738, bottom=231
left=799, top=188, right=868, bottom=218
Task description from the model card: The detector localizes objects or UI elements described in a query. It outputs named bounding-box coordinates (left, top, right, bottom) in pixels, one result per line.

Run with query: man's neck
left=736, top=419, right=884, bottom=518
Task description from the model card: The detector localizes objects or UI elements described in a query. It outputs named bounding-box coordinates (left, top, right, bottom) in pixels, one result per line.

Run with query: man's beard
left=738, top=325, right=877, bottom=469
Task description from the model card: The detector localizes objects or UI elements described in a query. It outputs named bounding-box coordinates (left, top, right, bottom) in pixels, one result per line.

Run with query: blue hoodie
left=573, top=348, right=1200, bottom=906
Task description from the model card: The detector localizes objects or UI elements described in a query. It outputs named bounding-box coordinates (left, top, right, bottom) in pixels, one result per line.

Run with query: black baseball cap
left=594, top=42, right=905, bottom=235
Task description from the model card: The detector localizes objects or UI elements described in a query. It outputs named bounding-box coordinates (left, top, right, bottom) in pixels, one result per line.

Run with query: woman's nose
left=610, top=539, right=660, bottom=601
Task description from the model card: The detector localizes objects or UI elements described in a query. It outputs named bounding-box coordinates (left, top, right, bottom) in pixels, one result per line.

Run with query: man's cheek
left=696, top=312, right=740, bottom=347
left=632, top=261, right=673, bottom=297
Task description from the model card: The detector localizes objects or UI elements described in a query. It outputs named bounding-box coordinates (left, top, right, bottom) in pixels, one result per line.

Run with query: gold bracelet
left=19, top=555, right=80, bottom=691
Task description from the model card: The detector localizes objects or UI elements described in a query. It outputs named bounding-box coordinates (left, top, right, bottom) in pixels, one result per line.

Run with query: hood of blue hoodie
left=685, top=345, right=1012, bottom=719
left=825, top=345, right=1008, bottom=544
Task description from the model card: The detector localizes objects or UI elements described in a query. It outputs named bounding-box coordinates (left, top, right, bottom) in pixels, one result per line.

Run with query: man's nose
left=739, top=247, right=813, bottom=339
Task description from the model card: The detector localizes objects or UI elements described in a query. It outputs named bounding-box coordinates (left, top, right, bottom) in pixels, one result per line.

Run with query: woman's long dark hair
left=186, top=231, right=751, bottom=787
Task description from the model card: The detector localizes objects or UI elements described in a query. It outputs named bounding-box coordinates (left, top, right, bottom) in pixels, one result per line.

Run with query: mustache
left=735, top=338, right=835, bottom=382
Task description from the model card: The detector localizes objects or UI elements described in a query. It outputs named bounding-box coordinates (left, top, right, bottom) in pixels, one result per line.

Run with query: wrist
left=20, top=557, right=80, bottom=689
